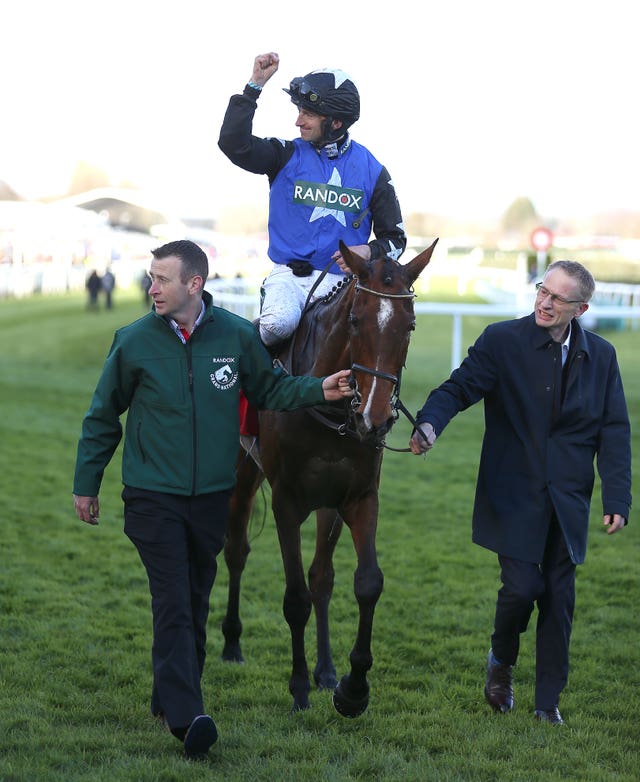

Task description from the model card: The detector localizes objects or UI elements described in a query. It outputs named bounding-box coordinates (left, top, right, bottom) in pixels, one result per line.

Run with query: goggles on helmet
left=288, top=78, right=320, bottom=106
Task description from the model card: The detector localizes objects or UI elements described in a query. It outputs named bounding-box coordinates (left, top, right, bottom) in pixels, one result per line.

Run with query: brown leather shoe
left=484, top=649, right=514, bottom=713
left=534, top=708, right=564, bottom=725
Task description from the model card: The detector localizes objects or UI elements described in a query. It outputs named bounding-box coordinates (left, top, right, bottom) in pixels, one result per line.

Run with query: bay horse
left=222, top=239, right=438, bottom=716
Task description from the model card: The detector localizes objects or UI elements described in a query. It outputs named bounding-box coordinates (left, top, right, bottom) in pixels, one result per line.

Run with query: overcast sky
left=2, top=0, right=638, bottom=222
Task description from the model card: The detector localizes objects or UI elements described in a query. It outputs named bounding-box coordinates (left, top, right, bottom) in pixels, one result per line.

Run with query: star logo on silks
left=386, top=240, right=403, bottom=261
left=309, top=168, right=347, bottom=226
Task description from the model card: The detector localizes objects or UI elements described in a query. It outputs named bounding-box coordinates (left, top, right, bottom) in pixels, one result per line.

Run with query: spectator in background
left=86, top=270, right=102, bottom=311
left=140, top=270, right=152, bottom=306
left=101, top=267, right=116, bottom=309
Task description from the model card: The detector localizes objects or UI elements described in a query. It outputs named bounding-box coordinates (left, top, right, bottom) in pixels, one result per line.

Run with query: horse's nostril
left=353, top=413, right=393, bottom=445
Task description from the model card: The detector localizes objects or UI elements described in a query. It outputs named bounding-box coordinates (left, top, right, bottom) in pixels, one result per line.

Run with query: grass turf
left=0, top=288, right=638, bottom=781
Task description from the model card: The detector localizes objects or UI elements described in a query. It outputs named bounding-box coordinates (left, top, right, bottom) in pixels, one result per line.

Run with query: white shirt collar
left=169, top=300, right=206, bottom=344
left=561, top=323, right=572, bottom=365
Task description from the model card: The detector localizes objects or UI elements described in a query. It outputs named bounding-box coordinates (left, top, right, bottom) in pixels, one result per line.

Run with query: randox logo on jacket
left=293, top=180, right=363, bottom=213
left=210, top=357, right=239, bottom=390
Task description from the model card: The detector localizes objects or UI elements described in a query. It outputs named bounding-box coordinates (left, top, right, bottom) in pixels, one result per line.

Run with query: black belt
left=286, top=261, right=314, bottom=277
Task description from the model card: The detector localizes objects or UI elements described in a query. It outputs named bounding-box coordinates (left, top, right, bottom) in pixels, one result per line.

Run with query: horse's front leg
left=333, top=498, right=383, bottom=718
left=309, top=508, right=343, bottom=690
left=221, top=450, right=264, bottom=662
left=274, top=500, right=313, bottom=712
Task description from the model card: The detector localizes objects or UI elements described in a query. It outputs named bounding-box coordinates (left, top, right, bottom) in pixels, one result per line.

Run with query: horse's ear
left=402, top=238, right=439, bottom=287
left=339, top=240, right=368, bottom=276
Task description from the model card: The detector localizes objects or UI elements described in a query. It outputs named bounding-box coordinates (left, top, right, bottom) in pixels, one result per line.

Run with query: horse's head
left=341, top=239, right=438, bottom=445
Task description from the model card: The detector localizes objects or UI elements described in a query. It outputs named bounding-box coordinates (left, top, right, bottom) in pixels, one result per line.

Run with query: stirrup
left=240, top=434, right=263, bottom=471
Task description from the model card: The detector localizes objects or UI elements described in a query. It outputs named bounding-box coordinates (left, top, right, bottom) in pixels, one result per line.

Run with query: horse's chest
left=287, top=454, right=375, bottom=505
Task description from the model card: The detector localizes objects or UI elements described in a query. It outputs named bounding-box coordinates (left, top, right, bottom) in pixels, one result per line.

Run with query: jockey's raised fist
left=252, top=52, right=280, bottom=86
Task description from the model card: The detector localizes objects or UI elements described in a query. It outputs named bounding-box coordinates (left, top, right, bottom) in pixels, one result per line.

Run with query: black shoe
left=534, top=707, right=564, bottom=725
left=183, top=714, right=218, bottom=756
left=484, top=649, right=514, bottom=713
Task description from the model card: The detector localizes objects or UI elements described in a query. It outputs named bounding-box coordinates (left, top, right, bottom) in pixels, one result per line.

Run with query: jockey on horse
left=218, top=52, right=407, bottom=445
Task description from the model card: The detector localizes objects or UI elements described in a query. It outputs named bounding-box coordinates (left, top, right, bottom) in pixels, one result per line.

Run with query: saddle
left=239, top=279, right=353, bottom=467
left=278, top=292, right=353, bottom=433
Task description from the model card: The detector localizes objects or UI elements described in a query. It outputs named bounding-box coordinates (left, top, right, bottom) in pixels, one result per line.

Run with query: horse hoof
left=332, top=677, right=369, bottom=718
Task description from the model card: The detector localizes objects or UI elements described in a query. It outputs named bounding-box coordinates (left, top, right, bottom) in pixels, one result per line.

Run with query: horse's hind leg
left=309, top=508, right=343, bottom=690
left=333, top=504, right=384, bottom=718
left=221, top=450, right=264, bottom=662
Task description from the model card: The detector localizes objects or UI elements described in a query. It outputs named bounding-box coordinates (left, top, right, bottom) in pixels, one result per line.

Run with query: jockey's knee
left=259, top=321, right=285, bottom=347
left=259, top=314, right=296, bottom=346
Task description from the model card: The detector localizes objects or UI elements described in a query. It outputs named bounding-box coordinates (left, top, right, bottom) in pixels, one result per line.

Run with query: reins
left=304, top=259, right=344, bottom=310
left=384, top=397, right=428, bottom=452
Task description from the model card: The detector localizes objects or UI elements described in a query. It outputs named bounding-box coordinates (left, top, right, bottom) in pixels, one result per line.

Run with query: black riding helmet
left=284, top=68, right=360, bottom=144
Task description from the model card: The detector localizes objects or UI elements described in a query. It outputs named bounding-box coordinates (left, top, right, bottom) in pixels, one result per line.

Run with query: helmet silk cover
left=284, top=68, right=360, bottom=134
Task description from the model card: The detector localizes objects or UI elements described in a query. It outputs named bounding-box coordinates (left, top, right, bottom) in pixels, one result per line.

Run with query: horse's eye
left=348, top=314, right=358, bottom=327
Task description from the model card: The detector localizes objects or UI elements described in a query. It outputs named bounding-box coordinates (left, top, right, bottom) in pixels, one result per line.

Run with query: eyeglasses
left=535, top=282, right=584, bottom=305
left=289, top=78, right=320, bottom=104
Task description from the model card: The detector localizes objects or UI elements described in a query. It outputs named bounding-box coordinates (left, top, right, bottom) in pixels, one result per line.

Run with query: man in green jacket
left=73, top=239, right=352, bottom=757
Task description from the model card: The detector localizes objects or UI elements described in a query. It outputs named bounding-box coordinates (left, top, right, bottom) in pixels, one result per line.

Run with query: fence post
left=451, top=314, right=462, bottom=372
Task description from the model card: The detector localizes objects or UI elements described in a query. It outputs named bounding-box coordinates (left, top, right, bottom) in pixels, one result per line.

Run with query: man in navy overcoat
left=410, top=260, right=631, bottom=725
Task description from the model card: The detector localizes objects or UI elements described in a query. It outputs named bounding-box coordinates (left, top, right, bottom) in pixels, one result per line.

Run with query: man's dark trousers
left=490, top=516, right=576, bottom=710
left=123, top=486, right=231, bottom=730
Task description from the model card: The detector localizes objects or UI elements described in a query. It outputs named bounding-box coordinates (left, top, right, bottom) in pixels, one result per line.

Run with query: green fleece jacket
left=73, top=292, right=325, bottom=497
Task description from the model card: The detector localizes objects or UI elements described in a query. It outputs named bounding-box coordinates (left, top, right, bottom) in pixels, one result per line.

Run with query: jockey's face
left=295, top=108, right=342, bottom=144
left=295, top=108, right=326, bottom=143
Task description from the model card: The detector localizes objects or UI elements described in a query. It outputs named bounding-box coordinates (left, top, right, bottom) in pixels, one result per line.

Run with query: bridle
left=347, top=363, right=423, bottom=451
left=354, top=281, right=416, bottom=300
left=299, top=267, right=429, bottom=451
left=344, top=281, right=426, bottom=452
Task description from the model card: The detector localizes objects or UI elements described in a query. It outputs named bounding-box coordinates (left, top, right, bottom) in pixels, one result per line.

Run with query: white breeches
left=259, top=263, right=346, bottom=346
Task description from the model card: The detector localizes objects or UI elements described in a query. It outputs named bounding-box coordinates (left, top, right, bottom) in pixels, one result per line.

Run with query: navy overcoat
left=417, top=313, right=631, bottom=564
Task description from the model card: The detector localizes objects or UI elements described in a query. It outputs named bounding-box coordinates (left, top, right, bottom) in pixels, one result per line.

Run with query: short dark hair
left=546, top=260, right=595, bottom=302
left=151, top=240, right=209, bottom=284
